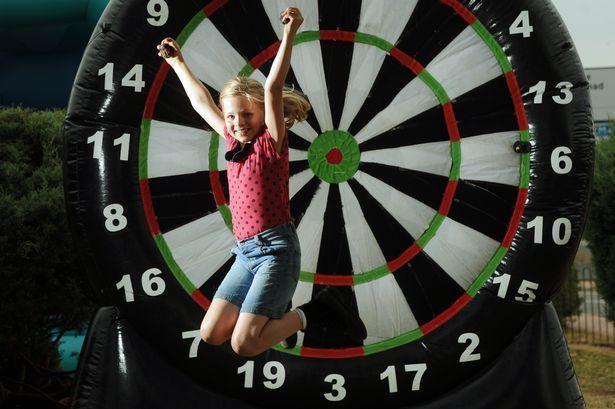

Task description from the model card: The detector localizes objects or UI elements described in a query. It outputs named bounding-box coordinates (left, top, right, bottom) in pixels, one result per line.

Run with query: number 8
left=103, top=203, right=128, bottom=232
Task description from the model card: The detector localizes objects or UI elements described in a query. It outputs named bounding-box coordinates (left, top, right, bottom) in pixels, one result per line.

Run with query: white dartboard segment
left=426, top=25, right=502, bottom=102
left=289, top=168, right=315, bottom=199
left=338, top=0, right=419, bottom=131
left=354, top=77, right=440, bottom=144
left=182, top=18, right=267, bottom=90
left=354, top=276, right=419, bottom=345
left=261, top=0, right=320, bottom=35
left=147, top=120, right=226, bottom=179
left=338, top=181, right=387, bottom=274
left=361, top=139, right=452, bottom=178
left=262, top=0, right=334, bottom=132
left=289, top=148, right=308, bottom=162
left=162, top=212, right=235, bottom=288
left=296, top=182, right=330, bottom=273
left=459, top=132, right=521, bottom=186
left=422, top=217, right=500, bottom=290
left=289, top=121, right=320, bottom=143
left=353, top=171, right=438, bottom=240
left=354, top=25, right=503, bottom=145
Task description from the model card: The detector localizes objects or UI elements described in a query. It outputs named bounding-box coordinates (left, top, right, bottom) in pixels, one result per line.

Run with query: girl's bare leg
left=231, top=311, right=302, bottom=357
left=200, top=299, right=240, bottom=345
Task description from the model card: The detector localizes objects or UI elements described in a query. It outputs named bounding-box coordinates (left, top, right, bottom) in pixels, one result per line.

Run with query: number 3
left=324, top=374, right=346, bottom=401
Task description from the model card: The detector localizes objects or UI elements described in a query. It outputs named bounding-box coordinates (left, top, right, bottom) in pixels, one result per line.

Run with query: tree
left=585, top=128, right=615, bottom=322
left=0, top=107, right=97, bottom=407
left=552, top=266, right=581, bottom=329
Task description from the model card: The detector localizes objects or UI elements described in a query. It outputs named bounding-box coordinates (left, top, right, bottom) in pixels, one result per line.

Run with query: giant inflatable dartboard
left=64, top=0, right=593, bottom=407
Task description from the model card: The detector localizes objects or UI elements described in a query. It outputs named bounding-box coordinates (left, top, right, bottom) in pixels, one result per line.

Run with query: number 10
left=527, top=216, right=572, bottom=245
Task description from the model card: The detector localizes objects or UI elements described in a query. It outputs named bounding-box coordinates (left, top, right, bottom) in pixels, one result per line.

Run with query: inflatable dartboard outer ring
left=64, top=0, right=594, bottom=407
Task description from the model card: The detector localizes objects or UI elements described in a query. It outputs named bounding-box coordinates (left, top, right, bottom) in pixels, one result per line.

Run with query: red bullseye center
left=326, top=148, right=343, bottom=164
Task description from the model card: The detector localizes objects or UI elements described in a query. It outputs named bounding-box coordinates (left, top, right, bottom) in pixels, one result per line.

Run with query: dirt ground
left=569, top=344, right=615, bottom=409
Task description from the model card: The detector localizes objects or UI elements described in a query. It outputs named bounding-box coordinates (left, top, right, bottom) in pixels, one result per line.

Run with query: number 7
left=181, top=330, right=201, bottom=358
left=404, top=363, right=427, bottom=391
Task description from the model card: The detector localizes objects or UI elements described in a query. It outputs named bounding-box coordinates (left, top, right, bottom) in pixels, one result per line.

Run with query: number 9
left=263, top=361, right=285, bottom=390
left=147, top=0, right=169, bottom=27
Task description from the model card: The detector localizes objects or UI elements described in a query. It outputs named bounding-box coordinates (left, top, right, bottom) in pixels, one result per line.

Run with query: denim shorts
left=213, top=222, right=301, bottom=319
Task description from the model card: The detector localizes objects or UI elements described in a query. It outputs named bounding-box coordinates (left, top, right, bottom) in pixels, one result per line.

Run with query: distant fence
left=560, top=278, right=614, bottom=345
left=556, top=241, right=615, bottom=345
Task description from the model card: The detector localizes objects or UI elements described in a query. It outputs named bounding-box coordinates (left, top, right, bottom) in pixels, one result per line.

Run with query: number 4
left=122, top=65, right=146, bottom=93
left=509, top=11, right=533, bottom=38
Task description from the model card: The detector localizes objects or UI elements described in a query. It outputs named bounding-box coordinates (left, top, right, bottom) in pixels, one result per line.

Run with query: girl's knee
left=231, top=333, right=261, bottom=357
left=200, top=320, right=230, bottom=346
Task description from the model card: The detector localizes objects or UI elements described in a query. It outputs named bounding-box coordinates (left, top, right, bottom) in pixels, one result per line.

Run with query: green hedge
left=586, top=129, right=615, bottom=322
left=0, top=107, right=96, bottom=406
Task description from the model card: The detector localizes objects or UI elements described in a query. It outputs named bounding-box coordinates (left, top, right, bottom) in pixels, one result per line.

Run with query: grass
left=569, top=344, right=615, bottom=408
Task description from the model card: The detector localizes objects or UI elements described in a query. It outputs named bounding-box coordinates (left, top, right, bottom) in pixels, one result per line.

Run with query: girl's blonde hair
left=219, top=77, right=311, bottom=128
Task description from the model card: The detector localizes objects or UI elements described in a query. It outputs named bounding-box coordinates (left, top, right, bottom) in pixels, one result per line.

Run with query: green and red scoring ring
left=307, top=130, right=361, bottom=184
left=138, top=0, right=530, bottom=358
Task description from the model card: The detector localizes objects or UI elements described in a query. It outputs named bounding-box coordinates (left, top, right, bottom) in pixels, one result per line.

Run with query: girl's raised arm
left=157, top=38, right=226, bottom=136
left=264, top=8, right=303, bottom=153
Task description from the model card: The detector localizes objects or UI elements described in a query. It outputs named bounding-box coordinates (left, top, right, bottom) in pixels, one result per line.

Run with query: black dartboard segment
left=64, top=0, right=593, bottom=407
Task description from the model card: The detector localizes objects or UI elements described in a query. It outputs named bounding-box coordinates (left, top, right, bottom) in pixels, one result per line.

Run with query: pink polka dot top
left=224, top=126, right=293, bottom=240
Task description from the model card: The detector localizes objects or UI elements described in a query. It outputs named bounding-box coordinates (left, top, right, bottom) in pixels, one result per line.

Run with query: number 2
left=458, top=333, right=481, bottom=363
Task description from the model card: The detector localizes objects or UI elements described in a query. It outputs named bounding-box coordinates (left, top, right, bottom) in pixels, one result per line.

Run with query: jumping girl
left=157, top=7, right=366, bottom=357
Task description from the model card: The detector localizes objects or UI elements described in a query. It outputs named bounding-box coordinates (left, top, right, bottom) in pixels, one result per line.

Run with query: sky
left=551, top=0, right=615, bottom=68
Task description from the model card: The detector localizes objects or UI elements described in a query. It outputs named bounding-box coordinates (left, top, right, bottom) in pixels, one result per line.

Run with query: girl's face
left=221, top=96, right=265, bottom=143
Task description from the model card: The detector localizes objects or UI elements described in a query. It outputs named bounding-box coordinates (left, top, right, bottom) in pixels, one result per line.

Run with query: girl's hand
left=280, top=7, right=303, bottom=36
left=156, top=37, right=183, bottom=67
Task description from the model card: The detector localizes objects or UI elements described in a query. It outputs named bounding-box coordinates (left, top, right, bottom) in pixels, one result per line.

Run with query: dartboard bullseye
left=64, top=0, right=593, bottom=407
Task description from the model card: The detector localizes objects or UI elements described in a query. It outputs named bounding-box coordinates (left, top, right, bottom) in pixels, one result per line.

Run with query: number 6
left=551, top=147, right=572, bottom=174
